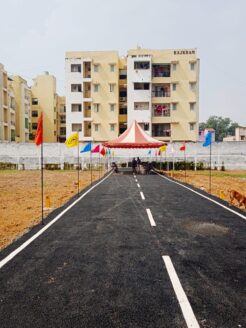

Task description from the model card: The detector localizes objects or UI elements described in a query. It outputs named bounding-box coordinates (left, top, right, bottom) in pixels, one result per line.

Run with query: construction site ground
left=0, top=169, right=245, bottom=250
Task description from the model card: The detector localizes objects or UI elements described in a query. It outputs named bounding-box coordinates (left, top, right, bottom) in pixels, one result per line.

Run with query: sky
left=0, top=0, right=245, bottom=124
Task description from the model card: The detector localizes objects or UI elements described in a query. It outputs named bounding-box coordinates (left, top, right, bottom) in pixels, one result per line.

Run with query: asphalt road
left=0, top=172, right=245, bottom=328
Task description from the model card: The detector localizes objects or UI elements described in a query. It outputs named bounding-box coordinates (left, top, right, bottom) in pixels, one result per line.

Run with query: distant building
left=10, top=76, right=31, bottom=142
left=0, top=64, right=16, bottom=142
left=223, top=127, right=246, bottom=141
left=31, top=72, right=58, bottom=143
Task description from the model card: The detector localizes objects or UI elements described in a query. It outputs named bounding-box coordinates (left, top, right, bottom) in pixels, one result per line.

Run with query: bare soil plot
left=0, top=169, right=104, bottom=249
left=165, top=170, right=246, bottom=211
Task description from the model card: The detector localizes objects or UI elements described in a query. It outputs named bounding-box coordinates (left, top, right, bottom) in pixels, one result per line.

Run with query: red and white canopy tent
left=103, top=120, right=166, bottom=149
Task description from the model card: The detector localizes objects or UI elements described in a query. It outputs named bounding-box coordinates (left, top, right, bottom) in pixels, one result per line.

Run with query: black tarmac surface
left=0, top=172, right=245, bottom=327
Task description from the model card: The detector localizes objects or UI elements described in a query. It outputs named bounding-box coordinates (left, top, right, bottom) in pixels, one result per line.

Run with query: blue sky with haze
left=1, top=0, right=245, bottom=124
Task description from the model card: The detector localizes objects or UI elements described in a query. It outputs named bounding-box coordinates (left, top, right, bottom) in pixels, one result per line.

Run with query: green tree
left=199, top=116, right=239, bottom=141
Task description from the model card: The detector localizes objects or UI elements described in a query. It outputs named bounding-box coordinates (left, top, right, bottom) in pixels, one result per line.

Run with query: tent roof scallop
left=103, top=120, right=166, bottom=148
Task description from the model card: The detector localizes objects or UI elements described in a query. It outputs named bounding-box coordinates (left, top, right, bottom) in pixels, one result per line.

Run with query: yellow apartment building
left=31, top=72, right=58, bottom=143
left=65, top=51, right=119, bottom=141
left=65, top=48, right=199, bottom=142
left=0, top=64, right=15, bottom=142
left=11, top=76, right=31, bottom=142
left=127, top=48, right=199, bottom=142
left=57, top=96, right=66, bottom=142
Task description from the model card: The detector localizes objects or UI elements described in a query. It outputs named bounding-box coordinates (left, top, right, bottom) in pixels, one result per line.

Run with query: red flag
left=92, top=145, right=100, bottom=153
left=100, top=147, right=106, bottom=156
left=180, top=143, right=186, bottom=151
left=35, top=113, right=43, bottom=146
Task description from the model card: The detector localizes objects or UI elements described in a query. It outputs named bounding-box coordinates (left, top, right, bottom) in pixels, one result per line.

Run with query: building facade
left=11, top=76, right=31, bottom=142
left=0, top=64, right=16, bottom=142
left=65, top=51, right=119, bottom=142
left=127, top=48, right=199, bottom=142
left=31, top=72, right=58, bottom=143
left=65, top=48, right=200, bottom=142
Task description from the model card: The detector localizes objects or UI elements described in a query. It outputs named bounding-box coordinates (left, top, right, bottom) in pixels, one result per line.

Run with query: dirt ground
left=1, top=169, right=245, bottom=251
left=163, top=169, right=246, bottom=212
left=0, top=169, right=105, bottom=250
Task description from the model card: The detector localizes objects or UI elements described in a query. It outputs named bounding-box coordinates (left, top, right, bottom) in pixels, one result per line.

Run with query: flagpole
left=98, top=152, right=100, bottom=179
left=90, top=145, right=92, bottom=186
left=41, top=139, right=44, bottom=225
left=209, top=142, right=212, bottom=193
left=184, top=147, right=186, bottom=181
left=77, top=140, right=79, bottom=197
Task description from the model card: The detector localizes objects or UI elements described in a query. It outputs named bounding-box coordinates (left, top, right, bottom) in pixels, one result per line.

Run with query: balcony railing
left=152, top=106, right=170, bottom=117
left=153, top=130, right=171, bottom=137
left=152, top=90, right=170, bottom=97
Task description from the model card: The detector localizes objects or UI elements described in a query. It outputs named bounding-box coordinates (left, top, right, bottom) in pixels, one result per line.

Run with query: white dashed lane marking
left=140, top=192, right=145, bottom=200
left=146, top=208, right=156, bottom=226
left=162, top=256, right=200, bottom=328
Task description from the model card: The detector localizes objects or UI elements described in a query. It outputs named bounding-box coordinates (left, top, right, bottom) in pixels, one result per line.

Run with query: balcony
left=84, top=122, right=92, bottom=137
left=152, top=64, right=171, bottom=78
left=83, top=62, right=91, bottom=79
left=152, top=84, right=170, bottom=98
left=152, top=123, right=171, bottom=137
left=152, top=104, right=170, bottom=117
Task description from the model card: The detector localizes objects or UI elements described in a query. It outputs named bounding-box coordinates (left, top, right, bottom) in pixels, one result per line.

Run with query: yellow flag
left=159, top=145, right=167, bottom=152
left=65, top=132, right=79, bottom=148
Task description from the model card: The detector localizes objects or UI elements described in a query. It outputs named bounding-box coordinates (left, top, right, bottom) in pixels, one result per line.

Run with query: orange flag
left=35, top=113, right=43, bottom=146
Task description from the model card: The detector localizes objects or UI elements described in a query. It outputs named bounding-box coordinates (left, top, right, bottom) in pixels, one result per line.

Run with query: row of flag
left=35, top=113, right=212, bottom=151
left=65, top=131, right=114, bottom=157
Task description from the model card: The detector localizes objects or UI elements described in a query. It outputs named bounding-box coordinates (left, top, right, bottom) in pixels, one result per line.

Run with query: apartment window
left=110, top=124, right=115, bottom=132
left=172, top=103, right=177, bottom=110
left=110, top=104, right=115, bottom=112
left=189, top=123, right=195, bottom=131
left=190, top=102, right=195, bottom=111
left=71, top=64, right=81, bottom=72
left=134, top=102, right=149, bottom=110
left=71, top=104, right=82, bottom=112
left=54, top=119, right=56, bottom=124
left=25, top=118, right=28, bottom=129
left=32, top=123, right=38, bottom=130
left=94, top=64, right=99, bottom=72
left=60, top=115, right=66, bottom=124
left=172, top=63, right=177, bottom=71
left=172, top=83, right=177, bottom=91
left=190, top=63, right=195, bottom=71
left=95, top=124, right=99, bottom=132
left=109, top=83, right=115, bottom=92
left=190, top=82, right=196, bottom=91
left=119, top=69, right=127, bottom=79
left=119, top=107, right=127, bottom=115
left=60, top=127, right=66, bottom=135
left=72, top=123, right=82, bottom=132
left=134, top=83, right=150, bottom=90
left=94, top=103, right=100, bottom=112
left=110, top=64, right=115, bottom=72
left=54, top=131, right=57, bottom=136
left=32, top=98, right=38, bottom=105
left=32, top=110, right=38, bottom=117
left=71, top=84, right=82, bottom=92
left=94, top=84, right=99, bottom=92
left=134, top=61, right=150, bottom=70
left=152, top=64, right=170, bottom=77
